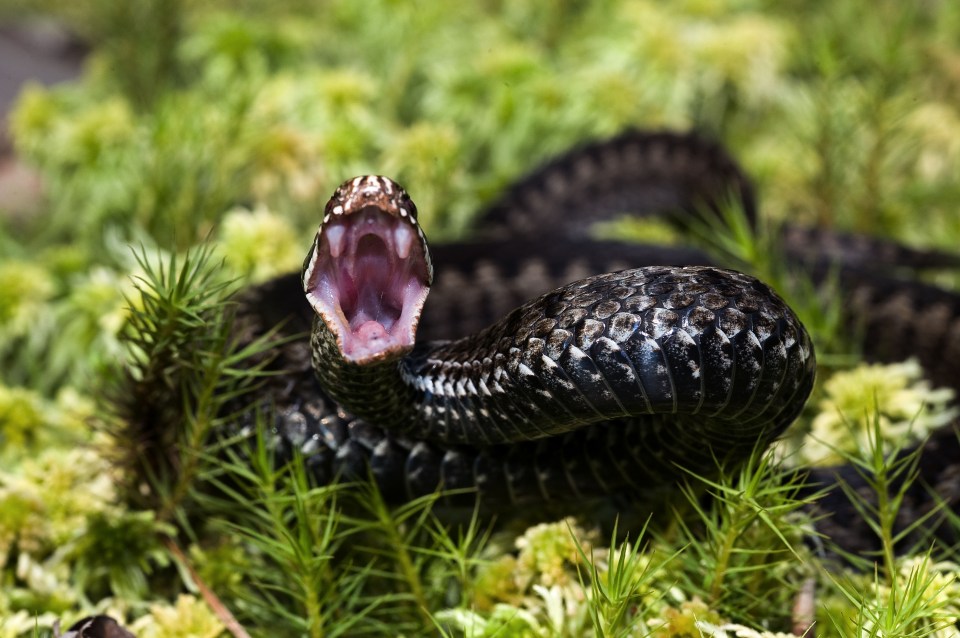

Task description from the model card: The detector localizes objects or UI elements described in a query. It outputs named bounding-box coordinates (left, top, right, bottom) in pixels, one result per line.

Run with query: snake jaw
left=303, top=176, right=432, bottom=364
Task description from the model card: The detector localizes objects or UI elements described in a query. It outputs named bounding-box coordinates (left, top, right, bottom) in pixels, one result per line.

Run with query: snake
left=226, top=130, right=960, bottom=554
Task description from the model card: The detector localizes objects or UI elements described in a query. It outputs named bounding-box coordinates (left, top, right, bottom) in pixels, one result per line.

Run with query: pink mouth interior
left=304, top=208, right=430, bottom=362
left=341, top=235, right=401, bottom=330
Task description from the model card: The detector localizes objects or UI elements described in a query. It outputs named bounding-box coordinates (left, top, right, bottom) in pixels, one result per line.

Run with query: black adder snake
left=232, top=131, right=960, bottom=554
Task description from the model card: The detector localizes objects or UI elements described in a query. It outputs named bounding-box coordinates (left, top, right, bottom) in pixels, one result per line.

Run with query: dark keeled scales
left=231, top=131, right=960, bottom=544
left=395, top=266, right=813, bottom=447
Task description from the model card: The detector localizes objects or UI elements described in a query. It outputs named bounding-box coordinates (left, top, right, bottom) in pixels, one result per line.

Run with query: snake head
left=302, top=176, right=433, bottom=364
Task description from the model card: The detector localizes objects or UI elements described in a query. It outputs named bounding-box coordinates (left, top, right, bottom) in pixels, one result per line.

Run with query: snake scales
left=231, top=131, right=960, bottom=555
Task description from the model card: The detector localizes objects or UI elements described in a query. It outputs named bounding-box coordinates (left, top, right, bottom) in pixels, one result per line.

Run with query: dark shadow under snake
left=227, top=130, right=960, bottom=558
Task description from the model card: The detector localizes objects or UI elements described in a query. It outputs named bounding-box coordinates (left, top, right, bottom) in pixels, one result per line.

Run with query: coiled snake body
left=235, top=131, right=960, bottom=551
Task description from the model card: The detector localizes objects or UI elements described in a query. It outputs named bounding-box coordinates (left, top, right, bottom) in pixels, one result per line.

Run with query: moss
left=651, top=598, right=724, bottom=637
left=0, top=386, right=47, bottom=456
left=217, top=205, right=302, bottom=281
left=2, top=0, right=960, bottom=635
left=801, top=360, right=956, bottom=465
left=0, top=261, right=54, bottom=330
left=129, top=594, right=226, bottom=638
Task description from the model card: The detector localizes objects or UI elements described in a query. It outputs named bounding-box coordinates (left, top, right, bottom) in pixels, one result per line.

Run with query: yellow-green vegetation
left=2, top=0, right=960, bottom=636
left=801, top=361, right=957, bottom=466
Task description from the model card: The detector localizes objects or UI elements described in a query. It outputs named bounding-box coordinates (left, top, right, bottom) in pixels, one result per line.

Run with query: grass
left=2, top=0, right=960, bottom=636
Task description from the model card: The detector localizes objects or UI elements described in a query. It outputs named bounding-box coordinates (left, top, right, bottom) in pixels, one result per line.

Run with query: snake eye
left=303, top=178, right=432, bottom=363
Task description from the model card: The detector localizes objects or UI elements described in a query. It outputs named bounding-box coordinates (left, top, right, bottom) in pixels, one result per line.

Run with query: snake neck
left=310, top=312, right=537, bottom=444
left=310, top=316, right=421, bottom=432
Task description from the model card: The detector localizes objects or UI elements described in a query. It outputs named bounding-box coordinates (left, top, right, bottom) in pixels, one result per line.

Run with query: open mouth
left=303, top=202, right=432, bottom=363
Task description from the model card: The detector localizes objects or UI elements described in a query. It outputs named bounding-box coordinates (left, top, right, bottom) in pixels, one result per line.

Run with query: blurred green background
left=1, top=1, right=960, bottom=635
